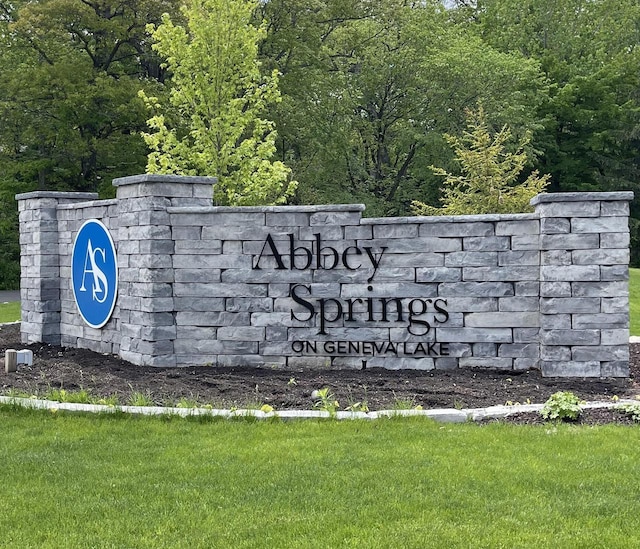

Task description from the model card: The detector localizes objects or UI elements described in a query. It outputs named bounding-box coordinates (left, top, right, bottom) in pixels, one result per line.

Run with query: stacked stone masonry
left=16, top=175, right=633, bottom=376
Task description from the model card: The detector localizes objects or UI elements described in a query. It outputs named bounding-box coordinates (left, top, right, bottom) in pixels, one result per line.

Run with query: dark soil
left=1, top=322, right=639, bottom=424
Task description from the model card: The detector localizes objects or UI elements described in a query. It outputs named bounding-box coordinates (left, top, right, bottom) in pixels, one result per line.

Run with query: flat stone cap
left=16, top=191, right=99, bottom=201
left=363, top=212, right=537, bottom=225
left=113, top=174, right=218, bottom=186
left=168, top=204, right=366, bottom=214
left=531, top=191, right=634, bottom=205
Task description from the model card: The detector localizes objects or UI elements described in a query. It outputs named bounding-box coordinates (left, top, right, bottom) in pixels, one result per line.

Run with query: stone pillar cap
left=531, top=191, right=634, bottom=205
left=15, top=191, right=99, bottom=201
left=112, top=174, right=218, bottom=186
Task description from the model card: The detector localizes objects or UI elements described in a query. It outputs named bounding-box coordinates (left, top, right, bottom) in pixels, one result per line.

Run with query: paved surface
left=0, top=290, right=20, bottom=303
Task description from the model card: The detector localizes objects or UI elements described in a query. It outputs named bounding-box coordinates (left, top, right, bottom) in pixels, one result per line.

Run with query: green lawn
left=0, top=408, right=639, bottom=548
left=0, top=301, right=19, bottom=323
left=1, top=279, right=639, bottom=547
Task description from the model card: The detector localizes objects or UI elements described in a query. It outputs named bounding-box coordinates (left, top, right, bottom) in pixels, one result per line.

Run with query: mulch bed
left=1, top=322, right=639, bottom=424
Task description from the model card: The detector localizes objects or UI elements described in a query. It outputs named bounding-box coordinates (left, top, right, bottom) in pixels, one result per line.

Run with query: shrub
left=616, top=403, right=640, bottom=422
left=541, top=391, right=583, bottom=422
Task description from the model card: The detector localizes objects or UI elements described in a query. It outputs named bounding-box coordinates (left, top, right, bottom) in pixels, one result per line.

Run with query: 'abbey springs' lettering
left=253, top=233, right=386, bottom=282
left=251, top=234, right=450, bottom=349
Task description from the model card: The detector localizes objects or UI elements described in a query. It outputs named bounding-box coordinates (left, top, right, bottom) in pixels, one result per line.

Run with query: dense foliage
left=412, top=106, right=550, bottom=215
left=140, top=0, right=297, bottom=205
left=0, top=0, right=178, bottom=288
left=1, top=0, right=638, bottom=288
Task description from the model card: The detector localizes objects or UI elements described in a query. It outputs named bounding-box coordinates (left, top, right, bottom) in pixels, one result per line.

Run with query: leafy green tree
left=140, top=0, right=296, bottom=206
left=258, top=0, right=548, bottom=215
left=475, top=0, right=640, bottom=259
left=0, top=0, right=172, bottom=288
left=477, top=0, right=640, bottom=193
left=0, top=0, right=171, bottom=193
left=0, top=179, right=21, bottom=290
left=412, top=105, right=550, bottom=215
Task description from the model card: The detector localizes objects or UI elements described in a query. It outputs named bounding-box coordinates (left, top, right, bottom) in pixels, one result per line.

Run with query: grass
left=1, top=279, right=640, bottom=546
left=0, top=407, right=639, bottom=548
left=0, top=301, right=19, bottom=323
left=44, top=388, right=92, bottom=404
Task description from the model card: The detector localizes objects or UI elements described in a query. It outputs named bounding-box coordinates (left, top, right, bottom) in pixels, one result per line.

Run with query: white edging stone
left=1, top=396, right=636, bottom=423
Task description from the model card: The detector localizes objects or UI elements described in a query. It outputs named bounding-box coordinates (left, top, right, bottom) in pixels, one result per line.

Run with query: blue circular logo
left=71, top=219, right=118, bottom=328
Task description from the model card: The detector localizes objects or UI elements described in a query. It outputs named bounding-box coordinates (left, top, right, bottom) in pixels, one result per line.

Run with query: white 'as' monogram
left=79, top=239, right=109, bottom=303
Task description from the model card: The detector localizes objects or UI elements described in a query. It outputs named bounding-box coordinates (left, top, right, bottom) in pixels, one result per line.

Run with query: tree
left=257, top=0, right=548, bottom=215
left=0, top=0, right=173, bottom=288
left=475, top=0, right=640, bottom=261
left=140, top=0, right=296, bottom=206
left=477, top=0, right=640, bottom=194
left=412, top=105, right=550, bottom=215
left=0, top=0, right=172, bottom=193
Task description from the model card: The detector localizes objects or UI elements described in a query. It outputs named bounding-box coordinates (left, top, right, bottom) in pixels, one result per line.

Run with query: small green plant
left=45, top=388, right=92, bottom=404
left=616, top=403, right=640, bottom=422
left=345, top=401, right=369, bottom=413
left=287, top=377, right=297, bottom=387
left=344, top=385, right=369, bottom=413
left=312, top=388, right=340, bottom=416
left=505, top=399, right=531, bottom=406
left=541, top=391, right=583, bottom=422
left=243, top=385, right=269, bottom=410
left=176, top=397, right=201, bottom=409
left=69, top=389, right=91, bottom=404
left=391, top=393, right=421, bottom=411
left=96, top=395, right=120, bottom=407
left=128, top=391, right=155, bottom=407
left=4, top=388, right=33, bottom=399
left=45, top=388, right=68, bottom=402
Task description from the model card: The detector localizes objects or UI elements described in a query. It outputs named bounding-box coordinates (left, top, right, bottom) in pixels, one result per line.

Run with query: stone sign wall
left=16, top=175, right=633, bottom=376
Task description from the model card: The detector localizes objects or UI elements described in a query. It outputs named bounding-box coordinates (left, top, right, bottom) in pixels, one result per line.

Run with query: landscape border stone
left=0, top=395, right=635, bottom=423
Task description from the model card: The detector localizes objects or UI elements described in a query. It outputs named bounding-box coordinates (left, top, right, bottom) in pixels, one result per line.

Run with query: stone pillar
left=533, top=191, right=633, bottom=377
left=15, top=191, right=98, bottom=345
left=112, top=174, right=215, bottom=366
